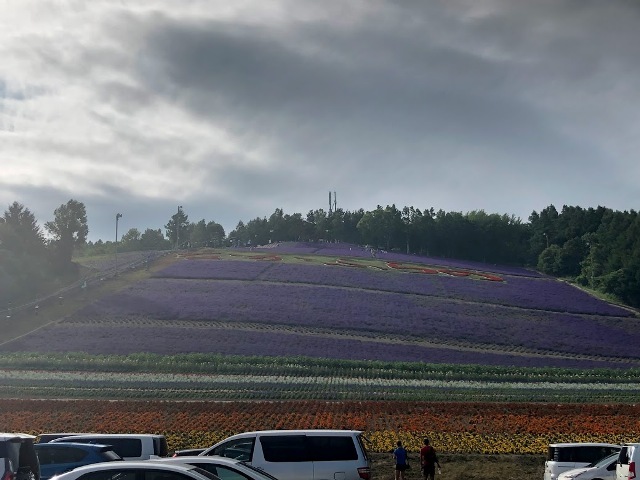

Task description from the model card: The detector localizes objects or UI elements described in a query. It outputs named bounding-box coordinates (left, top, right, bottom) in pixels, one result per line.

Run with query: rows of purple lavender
left=60, top=277, right=640, bottom=359
left=155, top=259, right=272, bottom=280
left=0, top=323, right=629, bottom=370
left=155, top=258, right=631, bottom=317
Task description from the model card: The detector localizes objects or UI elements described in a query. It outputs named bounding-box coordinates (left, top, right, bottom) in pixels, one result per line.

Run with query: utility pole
left=115, top=213, right=122, bottom=275
left=176, top=206, right=182, bottom=249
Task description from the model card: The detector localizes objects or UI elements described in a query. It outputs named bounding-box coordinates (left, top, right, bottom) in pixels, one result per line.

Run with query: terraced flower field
left=1, top=245, right=640, bottom=461
left=2, top=398, right=640, bottom=454
left=2, top=243, right=637, bottom=371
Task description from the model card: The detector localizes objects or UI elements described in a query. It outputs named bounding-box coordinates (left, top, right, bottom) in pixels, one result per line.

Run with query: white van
left=545, top=443, right=620, bottom=480
left=616, top=443, right=640, bottom=480
left=199, top=430, right=371, bottom=480
left=51, top=434, right=168, bottom=461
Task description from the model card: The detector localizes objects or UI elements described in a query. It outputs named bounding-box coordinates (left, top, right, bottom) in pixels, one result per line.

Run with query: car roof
left=36, top=442, right=116, bottom=450
left=242, top=429, right=360, bottom=434
left=56, top=462, right=197, bottom=472
left=221, top=429, right=361, bottom=439
left=53, top=434, right=162, bottom=439
left=156, top=457, right=241, bottom=465
left=0, top=433, right=36, bottom=441
left=548, top=442, right=620, bottom=447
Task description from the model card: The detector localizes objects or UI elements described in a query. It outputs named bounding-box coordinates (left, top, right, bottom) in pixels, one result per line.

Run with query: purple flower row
left=155, top=260, right=632, bottom=317
left=0, top=324, right=628, bottom=370
left=66, top=278, right=640, bottom=359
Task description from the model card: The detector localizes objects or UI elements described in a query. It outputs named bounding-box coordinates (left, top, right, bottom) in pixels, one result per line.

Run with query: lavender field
left=3, top=244, right=638, bottom=369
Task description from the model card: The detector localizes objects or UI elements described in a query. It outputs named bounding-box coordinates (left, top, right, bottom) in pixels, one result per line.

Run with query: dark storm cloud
left=3, top=0, right=640, bottom=241
left=133, top=3, right=616, bottom=203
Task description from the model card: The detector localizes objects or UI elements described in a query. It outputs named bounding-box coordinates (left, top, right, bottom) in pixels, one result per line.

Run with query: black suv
left=1, top=433, right=40, bottom=480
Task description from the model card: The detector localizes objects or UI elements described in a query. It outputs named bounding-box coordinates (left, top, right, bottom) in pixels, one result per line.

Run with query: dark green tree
left=120, top=228, right=141, bottom=252
left=165, top=207, right=190, bottom=248
left=45, top=199, right=89, bottom=271
left=140, top=228, right=171, bottom=250
left=1, top=202, right=46, bottom=257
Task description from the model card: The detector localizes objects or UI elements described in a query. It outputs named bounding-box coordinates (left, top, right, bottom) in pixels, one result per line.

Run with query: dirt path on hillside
left=0, top=254, right=180, bottom=345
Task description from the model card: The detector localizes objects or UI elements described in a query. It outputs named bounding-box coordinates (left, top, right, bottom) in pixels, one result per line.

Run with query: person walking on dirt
left=393, top=441, right=409, bottom=480
left=420, top=438, right=441, bottom=480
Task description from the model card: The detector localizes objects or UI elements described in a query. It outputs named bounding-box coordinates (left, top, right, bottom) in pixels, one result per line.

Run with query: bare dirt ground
left=371, top=452, right=544, bottom=480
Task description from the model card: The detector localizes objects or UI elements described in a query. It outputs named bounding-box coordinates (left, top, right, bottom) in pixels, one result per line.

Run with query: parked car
left=35, top=442, right=122, bottom=480
left=199, top=429, right=371, bottom=480
left=616, top=443, right=640, bottom=480
left=558, top=452, right=619, bottom=480
left=151, top=456, right=281, bottom=480
left=37, top=435, right=87, bottom=445
left=173, top=449, right=206, bottom=457
left=1, top=433, right=40, bottom=480
left=545, top=443, right=620, bottom=480
left=51, top=435, right=168, bottom=461
left=48, top=461, right=220, bottom=480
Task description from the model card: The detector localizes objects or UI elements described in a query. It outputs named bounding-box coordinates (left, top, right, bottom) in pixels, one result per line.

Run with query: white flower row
left=1, top=369, right=639, bottom=391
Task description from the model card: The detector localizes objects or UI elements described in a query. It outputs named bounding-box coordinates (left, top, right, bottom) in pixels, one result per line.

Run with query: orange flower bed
left=2, top=400, right=637, bottom=454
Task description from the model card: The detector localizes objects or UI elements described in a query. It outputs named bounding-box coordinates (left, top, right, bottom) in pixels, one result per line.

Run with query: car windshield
left=189, top=467, right=222, bottom=480
left=237, top=462, right=280, bottom=480
left=590, top=452, right=619, bottom=468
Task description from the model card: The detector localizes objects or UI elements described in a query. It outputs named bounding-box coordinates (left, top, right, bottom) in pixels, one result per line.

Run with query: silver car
left=558, top=452, right=619, bottom=480
left=49, top=461, right=220, bottom=480
left=150, top=456, right=282, bottom=480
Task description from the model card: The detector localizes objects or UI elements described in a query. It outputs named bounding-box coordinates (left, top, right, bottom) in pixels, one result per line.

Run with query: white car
left=151, top=456, right=281, bottom=480
left=49, top=460, right=220, bottom=480
left=558, top=452, right=619, bottom=480
left=199, top=429, right=371, bottom=480
left=545, top=443, right=620, bottom=480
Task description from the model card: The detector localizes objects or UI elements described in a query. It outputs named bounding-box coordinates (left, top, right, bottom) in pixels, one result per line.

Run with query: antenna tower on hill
left=329, top=191, right=337, bottom=214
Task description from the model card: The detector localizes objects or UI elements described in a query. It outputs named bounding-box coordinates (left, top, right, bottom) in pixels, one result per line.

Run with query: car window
left=44, top=447, right=89, bottom=464
left=188, top=467, right=221, bottom=480
left=78, top=471, right=138, bottom=480
left=210, top=440, right=254, bottom=462
left=145, top=471, right=198, bottom=480
left=307, top=436, right=357, bottom=461
left=57, top=439, right=142, bottom=459
left=190, top=465, right=248, bottom=480
left=2, top=440, right=22, bottom=473
left=235, top=463, right=279, bottom=480
left=591, top=453, right=619, bottom=468
left=101, top=451, right=123, bottom=461
left=552, top=446, right=617, bottom=463
left=153, top=438, right=169, bottom=458
left=619, top=446, right=634, bottom=465
left=259, top=436, right=307, bottom=463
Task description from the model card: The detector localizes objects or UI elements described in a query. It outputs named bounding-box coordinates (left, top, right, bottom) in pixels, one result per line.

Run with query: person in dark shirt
left=420, top=438, right=441, bottom=480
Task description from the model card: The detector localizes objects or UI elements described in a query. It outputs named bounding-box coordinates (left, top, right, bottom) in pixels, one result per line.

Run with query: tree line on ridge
left=1, top=200, right=639, bottom=308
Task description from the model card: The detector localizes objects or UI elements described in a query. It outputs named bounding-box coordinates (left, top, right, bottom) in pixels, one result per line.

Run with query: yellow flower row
left=165, top=430, right=640, bottom=455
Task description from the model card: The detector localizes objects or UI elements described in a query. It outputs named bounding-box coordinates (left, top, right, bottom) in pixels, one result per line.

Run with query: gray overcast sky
left=1, top=0, right=639, bottom=241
